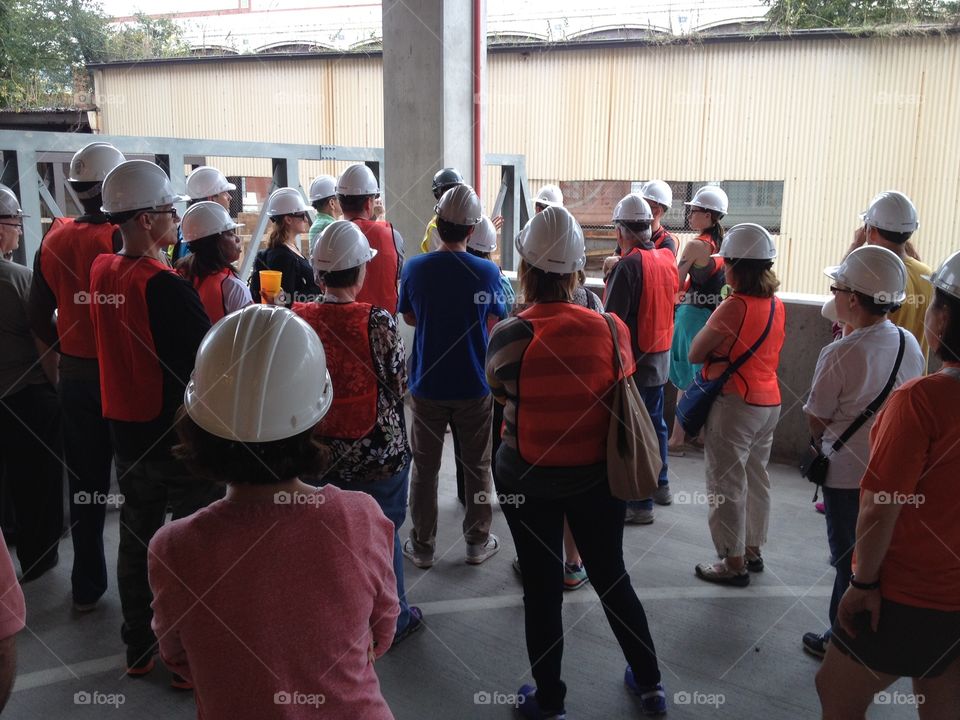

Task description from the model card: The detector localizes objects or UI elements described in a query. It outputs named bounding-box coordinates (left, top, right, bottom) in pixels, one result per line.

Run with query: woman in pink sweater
left=148, top=306, right=399, bottom=719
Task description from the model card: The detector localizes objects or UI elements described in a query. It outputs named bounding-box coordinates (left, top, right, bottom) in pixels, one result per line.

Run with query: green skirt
left=669, top=304, right=713, bottom=389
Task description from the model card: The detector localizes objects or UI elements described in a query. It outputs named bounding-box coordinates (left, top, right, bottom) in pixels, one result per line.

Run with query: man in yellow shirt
left=421, top=168, right=463, bottom=253
left=860, top=191, right=931, bottom=357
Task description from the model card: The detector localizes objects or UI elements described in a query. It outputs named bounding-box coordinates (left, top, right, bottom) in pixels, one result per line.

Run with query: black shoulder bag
left=800, top=328, right=906, bottom=499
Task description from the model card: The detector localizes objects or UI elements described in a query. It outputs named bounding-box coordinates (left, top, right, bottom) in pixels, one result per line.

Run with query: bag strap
left=603, top=313, right=626, bottom=378
left=829, top=327, right=905, bottom=454
left=716, top=297, right=777, bottom=383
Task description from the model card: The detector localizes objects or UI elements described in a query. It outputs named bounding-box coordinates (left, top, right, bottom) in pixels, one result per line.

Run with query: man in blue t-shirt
left=399, top=185, right=506, bottom=570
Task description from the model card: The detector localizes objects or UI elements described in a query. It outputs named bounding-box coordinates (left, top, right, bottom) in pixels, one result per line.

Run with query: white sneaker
left=402, top=539, right=434, bottom=569
left=652, top=485, right=673, bottom=506
left=624, top=507, right=654, bottom=525
left=465, top=534, right=501, bottom=565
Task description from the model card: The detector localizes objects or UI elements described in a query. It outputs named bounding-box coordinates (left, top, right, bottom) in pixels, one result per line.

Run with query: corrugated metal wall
left=94, top=34, right=960, bottom=292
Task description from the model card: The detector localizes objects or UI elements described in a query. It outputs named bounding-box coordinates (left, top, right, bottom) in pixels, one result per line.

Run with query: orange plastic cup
left=259, top=270, right=282, bottom=295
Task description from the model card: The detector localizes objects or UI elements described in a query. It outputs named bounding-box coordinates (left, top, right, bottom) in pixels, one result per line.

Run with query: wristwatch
left=849, top=574, right=880, bottom=590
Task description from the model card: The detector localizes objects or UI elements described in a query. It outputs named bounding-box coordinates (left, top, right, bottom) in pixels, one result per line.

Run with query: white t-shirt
left=803, top=320, right=925, bottom=489
left=223, top=273, right=254, bottom=315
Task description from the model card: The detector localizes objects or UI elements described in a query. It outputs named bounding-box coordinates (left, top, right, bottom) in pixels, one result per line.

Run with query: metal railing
left=0, top=130, right=531, bottom=275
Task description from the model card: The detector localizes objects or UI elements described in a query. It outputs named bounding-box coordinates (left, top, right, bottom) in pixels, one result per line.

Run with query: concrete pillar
left=382, top=0, right=484, bottom=258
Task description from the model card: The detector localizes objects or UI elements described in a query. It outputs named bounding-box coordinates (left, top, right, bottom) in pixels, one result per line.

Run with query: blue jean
left=628, top=384, right=669, bottom=512
left=60, top=376, right=114, bottom=604
left=324, top=461, right=412, bottom=636
left=822, top=486, right=860, bottom=639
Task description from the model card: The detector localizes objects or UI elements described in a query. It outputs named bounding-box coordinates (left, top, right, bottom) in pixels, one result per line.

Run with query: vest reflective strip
left=516, top=304, right=621, bottom=467
left=353, top=219, right=399, bottom=314
left=293, top=301, right=379, bottom=440
left=89, top=255, right=168, bottom=421
left=629, top=247, right=679, bottom=354
left=194, top=268, right=231, bottom=323
left=39, top=218, right=117, bottom=358
left=706, top=295, right=786, bottom=406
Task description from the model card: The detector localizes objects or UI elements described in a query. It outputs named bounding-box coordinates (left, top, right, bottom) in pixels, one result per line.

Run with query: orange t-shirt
left=861, top=370, right=960, bottom=611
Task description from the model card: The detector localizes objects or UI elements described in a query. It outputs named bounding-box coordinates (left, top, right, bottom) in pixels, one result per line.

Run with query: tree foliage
left=0, top=1, right=188, bottom=110
left=764, top=0, right=960, bottom=29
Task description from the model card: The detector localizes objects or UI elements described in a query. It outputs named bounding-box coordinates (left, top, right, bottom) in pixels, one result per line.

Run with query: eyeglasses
left=291, top=212, right=310, bottom=221
left=0, top=221, right=22, bottom=228
left=143, top=208, right=180, bottom=219
left=688, top=207, right=708, bottom=214
left=830, top=285, right=855, bottom=295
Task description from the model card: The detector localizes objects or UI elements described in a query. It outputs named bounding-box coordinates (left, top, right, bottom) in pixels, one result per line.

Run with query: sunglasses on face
left=143, top=208, right=180, bottom=220
left=830, top=285, right=855, bottom=295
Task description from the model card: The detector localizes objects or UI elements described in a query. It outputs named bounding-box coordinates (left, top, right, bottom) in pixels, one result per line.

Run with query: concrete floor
left=7, top=442, right=920, bottom=719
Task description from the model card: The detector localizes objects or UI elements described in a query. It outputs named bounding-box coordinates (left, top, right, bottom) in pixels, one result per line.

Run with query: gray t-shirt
left=0, top=260, right=47, bottom=397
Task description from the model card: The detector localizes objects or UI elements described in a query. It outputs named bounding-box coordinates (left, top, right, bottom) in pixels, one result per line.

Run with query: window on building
left=656, top=181, right=783, bottom=233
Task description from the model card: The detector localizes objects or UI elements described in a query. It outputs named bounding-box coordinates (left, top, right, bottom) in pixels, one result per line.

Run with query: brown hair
left=932, top=288, right=960, bottom=363
left=725, top=259, right=780, bottom=298
left=519, top=259, right=578, bottom=303
left=173, top=407, right=329, bottom=485
left=267, top=217, right=291, bottom=250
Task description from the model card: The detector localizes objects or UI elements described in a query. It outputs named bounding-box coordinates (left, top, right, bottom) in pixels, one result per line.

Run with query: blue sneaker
left=624, top=667, right=667, bottom=716
left=517, top=684, right=566, bottom=720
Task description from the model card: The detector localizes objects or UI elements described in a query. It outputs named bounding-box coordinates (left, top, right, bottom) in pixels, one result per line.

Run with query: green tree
left=764, top=0, right=960, bottom=29
left=0, top=1, right=188, bottom=110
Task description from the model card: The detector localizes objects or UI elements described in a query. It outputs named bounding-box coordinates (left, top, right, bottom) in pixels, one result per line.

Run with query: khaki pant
left=408, top=394, right=493, bottom=555
left=704, top=393, right=780, bottom=558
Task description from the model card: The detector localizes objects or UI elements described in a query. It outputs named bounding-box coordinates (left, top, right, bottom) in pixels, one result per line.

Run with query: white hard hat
left=685, top=185, right=729, bottom=215
left=181, top=201, right=243, bottom=242
left=69, top=142, right=125, bottom=183
left=186, top=166, right=236, bottom=199
left=718, top=223, right=778, bottom=261
left=266, top=187, right=310, bottom=217
left=184, top=305, right=334, bottom=443
left=435, top=184, right=483, bottom=226
left=861, top=190, right=919, bottom=234
left=613, top=194, right=653, bottom=223
left=641, top=180, right=672, bottom=209
left=336, top=164, right=379, bottom=196
left=101, top=160, right=188, bottom=214
left=311, top=220, right=377, bottom=273
left=825, top=245, right=906, bottom=305
left=534, top=184, right=564, bottom=208
left=516, top=206, right=586, bottom=274
left=467, top=216, right=497, bottom=253
left=0, top=185, right=26, bottom=218
left=923, top=250, right=960, bottom=301
left=308, top=175, right=337, bottom=202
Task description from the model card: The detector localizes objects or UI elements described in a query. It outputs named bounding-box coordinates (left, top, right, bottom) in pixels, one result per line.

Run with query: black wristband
left=850, top=575, right=880, bottom=590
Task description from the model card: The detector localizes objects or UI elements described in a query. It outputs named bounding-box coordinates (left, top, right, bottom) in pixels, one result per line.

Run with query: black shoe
left=745, top=554, right=764, bottom=573
left=18, top=551, right=59, bottom=584
left=802, top=632, right=827, bottom=659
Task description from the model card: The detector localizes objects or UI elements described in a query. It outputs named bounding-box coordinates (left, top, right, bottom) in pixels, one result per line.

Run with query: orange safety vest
left=703, top=294, right=786, bottom=406
left=652, top=226, right=678, bottom=256
left=293, top=301, right=379, bottom=440
left=352, top=219, right=400, bottom=314
left=192, top=268, right=232, bottom=324
left=516, top=303, right=632, bottom=467
left=624, top=246, right=679, bottom=354
left=39, top=217, right=117, bottom=358
left=89, top=255, right=170, bottom=421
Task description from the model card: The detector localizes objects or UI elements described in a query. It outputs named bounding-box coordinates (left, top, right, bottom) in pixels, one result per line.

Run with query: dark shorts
left=830, top=597, right=960, bottom=678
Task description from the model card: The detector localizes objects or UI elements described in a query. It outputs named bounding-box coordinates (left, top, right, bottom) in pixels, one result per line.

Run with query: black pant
left=61, top=377, right=114, bottom=604
left=115, top=452, right=222, bottom=654
left=497, top=465, right=661, bottom=713
left=0, top=383, right=64, bottom=572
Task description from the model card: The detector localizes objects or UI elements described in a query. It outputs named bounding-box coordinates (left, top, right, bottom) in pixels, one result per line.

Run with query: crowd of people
left=0, top=142, right=957, bottom=719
